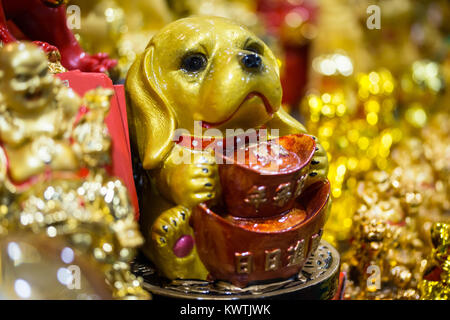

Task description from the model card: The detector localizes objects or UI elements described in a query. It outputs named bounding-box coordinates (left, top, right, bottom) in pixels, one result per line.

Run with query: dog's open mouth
left=202, top=92, right=274, bottom=129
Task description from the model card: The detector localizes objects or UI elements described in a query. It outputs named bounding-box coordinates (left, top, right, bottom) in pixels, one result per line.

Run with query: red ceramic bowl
left=191, top=180, right=330, bottom=288
left=218, top=134, right=316, bottom=218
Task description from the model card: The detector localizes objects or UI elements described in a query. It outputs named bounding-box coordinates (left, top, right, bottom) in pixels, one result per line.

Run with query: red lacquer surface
left=192, top=180, right=330, bottom=287
left=56, top=71, right=138, bottom=218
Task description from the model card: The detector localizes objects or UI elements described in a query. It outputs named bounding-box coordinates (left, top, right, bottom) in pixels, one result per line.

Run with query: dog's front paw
left=170, top=151, right=219, bottom=208
left=306, top=138, right=329, bottom=186
left=150, top=205, right=208, bottom=279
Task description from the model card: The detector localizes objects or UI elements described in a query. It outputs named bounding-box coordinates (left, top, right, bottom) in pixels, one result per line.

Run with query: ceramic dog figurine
left=126, top=16, right=329, bottom=281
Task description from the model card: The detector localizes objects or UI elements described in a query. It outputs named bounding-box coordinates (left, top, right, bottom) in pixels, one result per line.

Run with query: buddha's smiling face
left=0, top=43, right=55, bottom=115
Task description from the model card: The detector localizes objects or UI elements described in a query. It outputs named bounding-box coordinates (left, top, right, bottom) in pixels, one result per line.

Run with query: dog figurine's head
left=126, top=16, right=282, bottom=169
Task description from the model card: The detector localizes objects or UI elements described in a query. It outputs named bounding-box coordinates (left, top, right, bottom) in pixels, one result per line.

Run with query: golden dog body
left=125, top=16, right=328, bottom=280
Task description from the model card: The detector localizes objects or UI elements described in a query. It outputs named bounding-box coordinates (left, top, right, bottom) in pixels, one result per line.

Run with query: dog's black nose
left=241, top=54, right=262, bottom=71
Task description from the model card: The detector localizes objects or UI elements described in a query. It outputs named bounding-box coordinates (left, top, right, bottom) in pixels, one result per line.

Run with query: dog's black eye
left=181, top=53, right=207, bottom=73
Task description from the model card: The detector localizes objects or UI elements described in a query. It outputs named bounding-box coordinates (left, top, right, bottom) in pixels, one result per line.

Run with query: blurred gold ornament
left=420, top=223, right=450, bottom=300
left=44, top=46, right=67, bottom=74
left=410, top=60, right=444, bottom=93
left=0, top=233, right=113, bottom=300
left=399, top=60, right=445, bottom=129
left=168, top=0, right=260, bottom=31
left=391, top=112, right=450, bottom=241
left=342, top=170, right=424, bottom=300
left=0, top=42, right=149, bottom=300
left=312, top=53, right=354, bottom=78
left=340, top=104, right=449, bottom=300
left=302, top=68, right=401, bottom=245
left=70, top=0, right=261, bottom=79
left=70, top=0, right=173, bottom=78
left=302, top=0, right=449, bottom=300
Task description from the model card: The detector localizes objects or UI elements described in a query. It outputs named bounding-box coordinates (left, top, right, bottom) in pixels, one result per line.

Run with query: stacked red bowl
left=191, top=134, right=330, bottom=287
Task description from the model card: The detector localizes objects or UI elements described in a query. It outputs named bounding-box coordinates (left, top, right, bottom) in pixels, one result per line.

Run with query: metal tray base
left=132, top=240, right=340, bottom=300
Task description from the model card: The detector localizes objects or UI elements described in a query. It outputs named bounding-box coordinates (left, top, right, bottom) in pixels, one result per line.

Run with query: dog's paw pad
left=173, top=235, right=195, bottom=258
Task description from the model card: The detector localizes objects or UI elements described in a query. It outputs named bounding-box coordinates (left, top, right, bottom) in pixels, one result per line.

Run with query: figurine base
left=132, top=240, right=340, bottom=300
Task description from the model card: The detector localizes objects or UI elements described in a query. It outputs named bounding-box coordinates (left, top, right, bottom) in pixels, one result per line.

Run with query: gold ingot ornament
left=125, top=16, right=329, bottom=281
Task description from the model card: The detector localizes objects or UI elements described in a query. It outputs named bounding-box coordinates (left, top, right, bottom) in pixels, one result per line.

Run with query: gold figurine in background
left=343, top=171, right=423, bottom=300
left=168, top=0, right=260, bottom=31
left=0, top=42, right=149, bottom=299
left=0, top=42, right=81, bottom=183
left=420, top=223, right=450, bottom=300
left=69, top=0, right=174, bottom=78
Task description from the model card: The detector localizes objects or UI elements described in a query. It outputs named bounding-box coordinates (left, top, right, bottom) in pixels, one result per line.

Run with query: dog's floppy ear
left=125, top=44, right=176, bottom=170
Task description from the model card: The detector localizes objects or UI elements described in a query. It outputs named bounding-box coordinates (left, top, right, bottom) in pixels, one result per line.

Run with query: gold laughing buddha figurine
left=0, top=42, right=81, bottom=183
left=0, top=42, right=149, bottom=299
left=126, top=16, right=329, bottom=282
